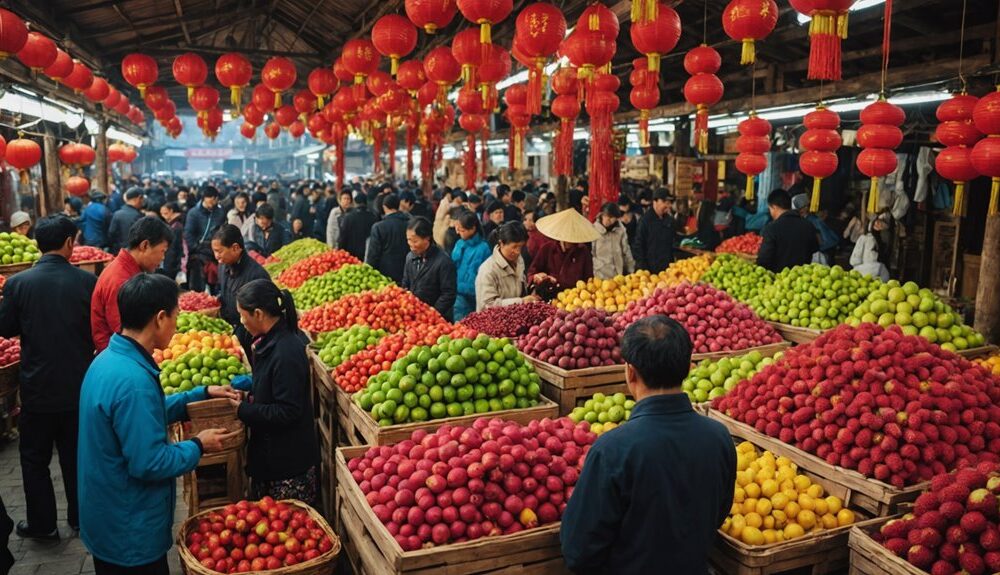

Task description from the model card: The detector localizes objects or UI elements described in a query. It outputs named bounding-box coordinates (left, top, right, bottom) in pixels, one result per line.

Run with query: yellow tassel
left=810, top=179, right=822, bottom=212
left=274, top=91, right=281, bottom=109
left=317, top=95, right=325, bottom=109
left=741, top=39, right=755, bottom=65
left=425, top=24, right=437, bottom=34
left=990, top=178, right=1000, bottom=217
left=480, top=22, right=491, bottom=44
left=953, top=182, right=966, bottom=217
left=745, top=175, right=755, bottom=201
left=867, top=178, right=879, bottom=214
left=187, top=85, right=195, bottom=102
left=646, top=0, right=657, bottom=23
left=647, top=53, right=660, bottom=73
left=231, top=87, right=241, bottom=110
left=139, top=86, right=147, bottom=99
left=698, top=131, right=708, bottom=155
left=391, top=57, right=399, bottom=76
left=480, top=83, right=490, bottom=108
left=837, top=12, right=849, bottom=39
left=631, top=1, right=640, bottom=23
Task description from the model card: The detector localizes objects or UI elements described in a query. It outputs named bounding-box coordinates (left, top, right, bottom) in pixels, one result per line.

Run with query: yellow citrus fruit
left=821, top=513, right=839, bottom=529
left=760, top=479, right=779, bottom=498
left=837, top=509, right=856, bottom=527
left=770, top=492, right=789, bottom=511
left=756, top=499, right=773, bottom=516
left=783, top=523, right=806, bottom=540
left=762, top=529, right=778, bottom=544
left=798, top=494, right=816, bottom=511
left=741, top=526, right=765, bottom=546
left=745, top=512, right=763, bottom=529
left=807, top=483, right=825, bottom=499
left=785, top=501, right=801, bottom=519
left=796, top=509, right=817, bottom=530
left=744, top=482, right=761, bottom=499
left=793, top=475, right=811, bottom=491
left=825, top=496, right=843, bottom=515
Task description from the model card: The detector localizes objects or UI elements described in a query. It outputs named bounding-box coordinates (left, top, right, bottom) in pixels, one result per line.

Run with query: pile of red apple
left=613, top=282, right=782, bottom=354
left=716, top=233, right=763, bottom=255
left=333, top=322, right=479, bottom=392
left=713, top=323, right=1000, bottom=488
left=276, top=249, right=360, bottom=288
left=0, top=337, right=19, bottom=366
left=874, top=461, right=1000, bottom=574
left=248, top=250, right=268, bottom=265
left=519, top=308, right=622, bottom=370
left=300, top=286, right=447, bottom=335
left=184, top=497, right=336, bottom=573
left=70, top=245, right=113, bottom=263
left=348, top=416, right=596, bottom=551
left=179, top=291, right=220, bottom=312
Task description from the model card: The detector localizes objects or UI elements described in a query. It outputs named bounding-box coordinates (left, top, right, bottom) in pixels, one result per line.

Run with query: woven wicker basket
left=177, top=499, right=341, bottom=575
left=195, top=306, right=221, bottom=318
left=180, top=398, right=245, bottom=452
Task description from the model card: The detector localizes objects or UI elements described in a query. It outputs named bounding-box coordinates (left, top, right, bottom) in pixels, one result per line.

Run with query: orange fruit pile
left=153, top=330, right=243, bottom=364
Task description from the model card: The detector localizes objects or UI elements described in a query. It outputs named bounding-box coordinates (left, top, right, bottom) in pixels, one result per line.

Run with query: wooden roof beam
left=174, top=0, right=193, bottom=44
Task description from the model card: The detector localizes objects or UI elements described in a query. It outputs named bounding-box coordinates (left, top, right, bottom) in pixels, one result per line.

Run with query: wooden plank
left=522, top=356, right=626, bottom=390
left=691, top=341, right=791, bottom=363
left=847, top=518, right=925, bottom=575
left=956, top=344, right=998, bottom=359
left=766, top=321, right=824, bottom=345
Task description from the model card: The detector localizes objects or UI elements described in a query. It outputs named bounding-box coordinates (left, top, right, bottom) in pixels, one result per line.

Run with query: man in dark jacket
left=339, top=193, right=377, bottom=261
left=365, top=194, right=410, bottom=284
left=212, top=224, right=270, bottom=357
left=290, top=186, right=319, bottom=240
left=0, top=215, right=98, bottom=539
left=184, top=187, right=225, bottom=292
left=248, top=203, right=291, bottom=258
left=757, top=189, right=820, bottom=273
left=158, top=202, right=184, bottom=282
left=402, top=217, right=457, bottom=321
left=107, top=188, right=145, bottom=252
left=561, top=315, right=736, bottom=574
left=633, top=188, right=676, bottom=273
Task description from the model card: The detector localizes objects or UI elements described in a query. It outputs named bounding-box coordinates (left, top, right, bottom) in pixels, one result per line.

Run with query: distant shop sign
left=185, top=148, right=233, bottom=159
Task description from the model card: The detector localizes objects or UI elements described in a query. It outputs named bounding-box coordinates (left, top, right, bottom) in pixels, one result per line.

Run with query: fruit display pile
left=519, top=308, right=622, bottom=370
left=683, top=349, right=781, bottom=404
left=872, top=462, right=1000, bottom=573
left=355, top=335, right=543, bottom=426
left=0, top=337, right=20, bottom=366
left=264, top=239, right=330, bottom=275
left=315, top=326, right=387, bottom=370
left=975, top=353, right=1000, bottom=377
left=179, top=291, right=220, bottom=312
left=713, top=323, right=1000, bottom=487
left=154, top=331, right=242, bottom=364
left=300, top=286, right=445, bottom=334
left=722, top=442, right=855, bottom=545
left=291, top=264, right=393, bottom=311
left=459, top=302, right=558, bottom=338
left=159, top=348, right=246, bottom=395
left=183, top=497, right=337, bottom=572
left=333, top=323, right=479, bottom=393
left=614, top=283, right=782, bottom=355
left=346, top=416, right=597, bottom=550
left=567, top=392, right=633, bottom=435
left=0, top=232, right=40, bottom=265
left=658, top=254, right=714, bottom=285
left=177, top=312, right=233, bottom=334
left=554, top=271, right=669, bottom=313
left=846, top=280, right=986, bottom=352
left=717, top=233, right=763, bottom=256
left=749, top=264, right=880, bottom=330
left=276, top=249, right=360, bottom=288
left=702, top=255, right=775, bottom=303
left=70, top=245, right=113, bottom=263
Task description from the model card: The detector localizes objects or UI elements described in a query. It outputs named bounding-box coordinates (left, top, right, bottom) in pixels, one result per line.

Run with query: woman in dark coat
left=402, top=217, right=457, bottom=321
left=229, top=279, right=319, bottom=505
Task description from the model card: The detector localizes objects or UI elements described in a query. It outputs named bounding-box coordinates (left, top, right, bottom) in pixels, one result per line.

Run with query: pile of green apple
left=701, top=255, right=775, bottom=303
left=315, top=325, right=387, bottom=369
left=846, top=280, right=985, bottom=351
left=291, top=263, right=392, bottom=311
left=749, top=264, right=880, bottom=329
left=0, top=232, right=40, bottom=265
left=160, top=348, right=247, bottom=395
left=567, top=392, right=634, bottom=435
left=176, top=312, right=233, bottom=334
left=682, top=349, right=781, bottom=404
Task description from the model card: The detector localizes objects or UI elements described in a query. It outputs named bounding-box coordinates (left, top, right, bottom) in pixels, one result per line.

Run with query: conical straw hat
left=536, top=208, right=600, bottom=243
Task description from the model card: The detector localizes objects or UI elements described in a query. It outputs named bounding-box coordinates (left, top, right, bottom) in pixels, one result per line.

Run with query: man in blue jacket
left=80, top=192, right=111, bottom=249
left=78, top=274, right=239, bottom=574
left=184, top=186, right=225, bottom=292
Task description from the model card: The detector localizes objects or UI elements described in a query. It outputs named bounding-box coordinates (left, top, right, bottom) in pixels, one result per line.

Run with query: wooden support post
left=675, top=119, right=692, bottom=158
left=95, top=121, right=109, bottom=196
left=40, top=131, right=62, bottom=217
left=556, top=175, right=568, bottom=212
left=974, top=216, right=1000, bottom=344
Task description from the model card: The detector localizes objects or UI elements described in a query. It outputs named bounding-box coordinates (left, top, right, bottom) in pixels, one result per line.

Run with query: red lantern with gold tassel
left=587, top=88, right=620, bottom=221
left=367, top=70, right=394, bottom=98
left=935, top=94, right=982, bottom=216
left=457, top=0, right=512, bottom=54
left=243, top=103, right=265, bottom=126
left=275, top=105, right=298, bottom=127
left=460, top=113, right=486, bottom=190
left=190, top=86, right=220, bottom=122
left=144, top=85, right=170, bottom=111
left=630, top=1, right=681, bottom=88
left=789, top=0, right=857, bottom=81
left=16, top=32, right=56, bottom=72
left=121, top=53, right=158, bottom=98
left=173, top=53, right=208, bottom=101
left=215, top=53, right=252, bottom=110
left=342, top=38, right=380, bottom=103
left=506, top=105, right=531, bottom=172
left=262, top=57, right=297, bottom=109
left=84, top=77, right=110, bottom=104
left=425, top=47, right=462, bottom=103
left=307, top=68, right=336, bottom=109
left=62, top=61, right=94, bottom=93
left=405, top=0, right=458, bottom=34
left=416, top=81, right=439, bottom=109
left=735, top=114, right=770, bottom=200
left=6, top=136, right=41, bottom=184
left=0, top=9, right=27, bottom=59
left=397, top=60, right=427, bottom=100
left=799, top=106, right=841, bottom=212
left=514, top=3, right=566, bottom=116
left=630, top=84, right=659, bottom=148
left=65, top=176, right=90, bottom=198
left=722, top=0, right=778, bottom=65
left=451, top=28, right=484, bottom=87
left=683, top=45, right=724, bottom=155
left=561, top=28, right=616, bottom=85
left=457, top=85, right=484, bottom=116
left=294, top=89, right=316, bottom=121
left=972, top=88, right=1000, bottom=216
left=551, top=94, right=579, bottom=178
left=580, top=3, right=619, bottom=40
left=856, top=100, right=904, bottom=213
left=43, top=49, right=73, bottom=80
left=477, top=44, right=510, bottom=110
left=372, top=14, right=417, bottom=76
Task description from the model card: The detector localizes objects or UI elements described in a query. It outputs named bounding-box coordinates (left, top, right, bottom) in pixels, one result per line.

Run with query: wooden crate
left=183, top=448, right=246, bottom=516
left=708, top=411, right=925, bottom=517
left=847, top=517, right=922, bottom=575
left=523, top=356, right=627, bottom=416
left=336, top=447, right=569, bottom=575
left=956, top=344, right=998, bottom=359
left=765, top=322, right=824, bottom=345
left=0, top=262, right=32, bottom=277
left=691, top=341, right=792, bottom=363
left=74, top=259, right=109, bottom=276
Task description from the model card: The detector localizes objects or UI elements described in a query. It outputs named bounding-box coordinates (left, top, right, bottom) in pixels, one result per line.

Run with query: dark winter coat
left=402, top=244, right=457, bottom=322
left=365, top=211, right=410, bottom=284
left=757, top=211, right=820, bottom=273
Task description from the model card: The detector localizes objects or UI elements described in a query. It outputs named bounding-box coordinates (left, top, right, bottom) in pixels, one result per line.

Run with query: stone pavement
left=0, top=434, right=186, bottom=574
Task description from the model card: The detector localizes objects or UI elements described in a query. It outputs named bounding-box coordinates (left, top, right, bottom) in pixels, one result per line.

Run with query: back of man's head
left=35, top=215, right=78, bottom=253
left=126, top=216, right=173, bottom=250
left=383, top=193, right=401, bottom=211
left=118, top=273, right=179, bottom=331
left=767, top=189, right=792, bottom=211
left=621, top=315, right=692, bottom=389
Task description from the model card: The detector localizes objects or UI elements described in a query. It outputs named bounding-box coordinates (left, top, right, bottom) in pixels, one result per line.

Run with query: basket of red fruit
left=0, top=337, right=21, bottom=396
left=177, top=497, right=340, bottom=575
left=70, top=245, right=114, bottom=265
left=180, top=292, right=222, bottom=317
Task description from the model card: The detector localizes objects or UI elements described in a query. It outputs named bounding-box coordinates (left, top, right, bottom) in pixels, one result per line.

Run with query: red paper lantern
left=43, top=49, right=73, bottom=80
left=972, top=88, right=1000, bottom=216
left=451, top=28, right=484, bottom=87
left=200, top=108, right=224, bottom=137
left=6, top=137, right=41, bottom=183
left=173, top=53, right=208, bottom=100
left=417, top=81, right=439, bottom=108
left=683, top=45, right=724, bottom=155
left=397, top=60, right=427, bottom=93
left=332, top=58, right=352, bottom=86
left=242, top=103, right=264, bottom=126
left=562, top=28, right=616, bottom=81
left=798, top=106, right=841, bottom=211
left=143, top=85, right=170, bottom=110
left=936, top=147, right=979, bottom=213
left=406, top=0, right=458, bottom=34
left=154, top=100, right=177, bottom=122
left=76, top=144, right=95, bottom=167
left=0, top=9, right=27, bottom=59
left=107, top=143, right=128, bottom=163
left=373, top=14, right=417, bottom=76
left=504, top=84, right=528, bottom=109
left=935, top=94, right=982, bottom=216
left=251, top=85, right=275, bottom=112
left=459, top=113, right=486, bottom=134
left=515, top=2, right=567, bottom=115
left=62, top=61, right=94, bottom=93
left=789, top=0, right=857, bottom=81
left=856, top=100, right=904, bottom=211
left=457, top=0, right=513, bottom=48
left=551, top=94, right=579, bottom=177
left=122, top=146, right=138, bottom=163
left=65, top=176, right=90, bottom=197
left=190, top=86, right=220, bottom=119
left=735, top=114, right=771, bottom=199
left=457, top=86, right=484, bottom=115
left=288, top=120, right=305, bottom=139
left=550, top=66, right=578, bottom=96
left=630, top=85, right=660, bottom=147
left=630, top=2, right=681, bottom=78
left=342, top=39, right=380, bottom=80
left=293, top=89, right=316, bottom=118
left=476, top=44, right=510, bottom=110
left=424, top=47, right=461, bottom=101
left=366, top=70, right=394, bottom=97
left=262, top=57, right=297, bottom=108
left=332, top=89, right=360, bottom=114
left=103, top=87, right=122, bottom=110
left=127, top=106, right=144, bottom=125
left=121, top=53, right=158, bottom=97
left=275, top=105, right=298, bottom=127
left=84, top=77, right=110, bottom=104
left=114, top=96, right=131, bottom=116
left=16, top=31, right=56, bottom=71
left=579, top=3, right=619, bottom=41
left=215, top=53, right=253, bottom=110
left=307, top=68, right=336, bottom=108
left=722, top=0, right=779, bottom=65
left=58, top=143, right=80, bottom=166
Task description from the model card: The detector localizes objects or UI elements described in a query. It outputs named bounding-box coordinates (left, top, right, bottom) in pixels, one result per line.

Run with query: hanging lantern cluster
left=856, top=100, right=904, bottom=213
left=722, top=0, right=779, bottom=65
left=630, top=1, right=681, bottom=88
left=513, top=2, right=566, bottom=116
left=405, top=0, right=458, bottom=34
left=789, top=0, right=857, bottom=81
left=372, top=14, right=418, bottom=76
left=972, top=88, right=1000, bottom=216
left=504, top=85, right=530, bottom=171
left=735, top=114, right=771, bottom=200
left=629, top=58, right=658, bottom=148
left=6, top=136, right=42, bottom=184
left=561, top=5, right=617, bottom=95
left=935, top=94, right=982, bottom=216
left=799, top=106, right=842, bottom=212
left=108, top=142, right=138, bottom=164
left=684, top=45, right=724, bottom=155
left=172, top=52, right=208, bottom=101
left=58, top=142, right=96, bottom=176
left=215, top=53, right=252, bottom=110
left=550, top=67, right=578, bottom=178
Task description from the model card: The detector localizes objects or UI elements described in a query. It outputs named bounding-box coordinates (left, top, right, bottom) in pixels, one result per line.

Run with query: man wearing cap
left=108, top=188, right=145, bottom=252
left=527, top=209, right=597, bottom=297
left=80, top=193, right=111, bottom=249
left=634, top=188, right=677, bottom=274
left=592, top=202, right=635, bottom=280
left=757, top=189, right=819, bottom=273
left=9, top=212, right=31, bottom=238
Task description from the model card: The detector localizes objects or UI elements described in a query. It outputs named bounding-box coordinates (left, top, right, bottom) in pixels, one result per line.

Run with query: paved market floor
left=0, top=434, right=185, bottom=575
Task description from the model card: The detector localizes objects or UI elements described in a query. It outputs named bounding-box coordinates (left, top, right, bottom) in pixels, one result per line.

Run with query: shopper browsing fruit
left=756, top=189, right=819, bottom=273
left=0, top=216, right=97, bottom=541
left=401, top=217, right=457, bottom=321
left=450, top=211, right=491, bottom=321
left=91, top=216, right=174, bottom=352
left=212, top=224, right=269, bottom=358
left=366, top=193, right=411, bottom=285
left=633, top=188, right=677, bottom=274
left=591, top=202, right=636, bottom=280
left=560, top=315, right=737, bottom=574
left=475, top=221, right=540, bottom=311
left=184, top=186, right=226, bottom=293
left=230, top=279, right=320, bottom=505
left=79, top=274, right=240, bottom=575
left=528, top=208, right=597, bottom=298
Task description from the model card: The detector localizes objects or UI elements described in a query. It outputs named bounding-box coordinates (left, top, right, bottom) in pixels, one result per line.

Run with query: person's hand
left=195, top=428, right=241, bottom=453
left=206, top=385, right=241, bottom=401
left=532, top=273, right=554, bottom=285
left=523, top=294, right=541, bottom=303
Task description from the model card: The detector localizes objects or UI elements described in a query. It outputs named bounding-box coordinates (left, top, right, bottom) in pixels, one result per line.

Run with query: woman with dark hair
left=402, top=216, right=457, bottom=321
left=475, top=221, right=539, bottom=310
left=450, top=211, right=491, bottom=321
left=229, top=279, right=318, bottom=505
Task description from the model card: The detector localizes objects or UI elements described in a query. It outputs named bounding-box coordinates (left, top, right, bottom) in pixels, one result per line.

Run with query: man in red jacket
left=91, top=217, right=174, bottom=352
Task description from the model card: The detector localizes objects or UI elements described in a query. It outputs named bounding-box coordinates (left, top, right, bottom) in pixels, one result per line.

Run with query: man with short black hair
left=633, top=188, right=676, bottom=273
left=0, top=216, right=97, bottom=541
left=339, top=193, right=377, bottom=261
left=79, top=274, right=238, bottom=575
left=249, top=203, right=291, bottom=257
left=158, top=202, right=184, bottom=282
left=326, top=189, right=354, bottom=248
left=505, top=190, right=525, bottom=222
left=108, top=188, right=145, bottom=252
left=91, top=216, right=174, bottom=352
left=757, top=189, right=819, bottom=273
left=184, top=186, right=225, bottom=292
left=366, top=193, right=410, bottom=284
left=561, top=315, right=736, bottom=574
